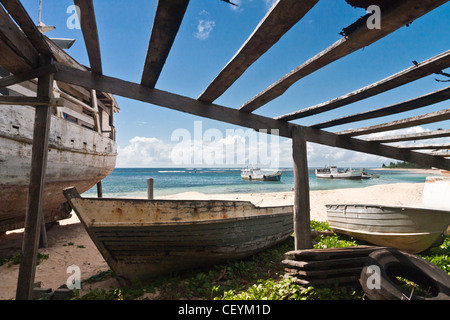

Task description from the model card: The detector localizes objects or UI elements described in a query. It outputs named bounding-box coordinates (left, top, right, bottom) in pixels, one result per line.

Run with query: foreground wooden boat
left=63, top=187, right=293, bottom=283
left=326, top=204, right=450, bottom=253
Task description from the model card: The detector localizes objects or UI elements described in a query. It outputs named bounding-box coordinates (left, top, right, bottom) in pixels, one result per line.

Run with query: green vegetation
left=381, top=161, right=430, bottom=169
left=0, top=252, right=49, bottom=267
left=72, top=220, right=449, bottom=300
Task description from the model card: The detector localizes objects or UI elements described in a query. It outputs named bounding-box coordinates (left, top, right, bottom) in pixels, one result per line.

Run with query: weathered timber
left=0, top=37, right=32, bottom=74
left=52, top=64, right=450, bottom=170
left=239, top=0, right=449, bottom=113
left=292, top=126, right=312, bottom=250
left=0, top=96, right=64, bottom=106
left=141, top=0, right=189, bottom=88
left=397, top=143, right=450, bottom=150
left=198, top=0, right=319, bottom=103
left=311, top=86, right=450, bottom=129
left=279, top=50, right=450, bottom=121
left=0, top=4, right=39, bottom=68
left=337, top=108, right=450, bottom=137
left=364, top=129, right=450, bottom=143
left=63, top=187, right=293, bottom=283
left=0, top=0, right=53, bottom=57
left=74, top=0, right=103, bottom=74
left=0, top=64, right=58, bottom=88
left=15, top=56, right=54, bottom=300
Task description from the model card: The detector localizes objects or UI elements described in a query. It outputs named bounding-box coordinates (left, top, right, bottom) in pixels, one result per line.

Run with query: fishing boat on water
left=0, top=38, right=119, bottom=232
left=63, top=187, right=293, bottom=283
left=315, top=165, right=363, bottom=179
left=241, top=167, right=283, bottom=181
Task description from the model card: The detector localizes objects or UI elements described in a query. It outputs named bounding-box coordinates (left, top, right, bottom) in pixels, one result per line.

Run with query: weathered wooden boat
left=326, top=204, right=450, bottom=253
left=63, top=187, right=294, bottom=283
left=315, top=165, right=363, bottom=179
left=241, top=167, right=283, bottom=181
left=0, top=39, right=119, bottom=232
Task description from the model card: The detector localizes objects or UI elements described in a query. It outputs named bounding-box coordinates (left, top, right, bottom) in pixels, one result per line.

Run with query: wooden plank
left=364, top=129, right=450, bottom=143
left=0, top=37, right=32, bottom=74
left=0, top=0, right=53, bottom=56
left=198, top=0, right=319, bottom=103
left=0, top=4, right=39, bottom=68
left=52, top=64, right=450, bottom=170
left=311, top=86, right=450, bottom=129
left=292, top=126, right=311, bottom=250
left=0, top=64, right=57, bottom=88
left=337, top=108, right=450, bottom=137
left=278, top=50, right=450, bottom=121
left=73, top=0, right=103, bottom=74
left=15, top=56, right=54, bottom=300
left=239, top=0, right=450, bottom=113
left=397, top=143, right=450, bottom=150
left=141, top=0, right=189, bottom=88
left=0, top=96, right=64, bottom=106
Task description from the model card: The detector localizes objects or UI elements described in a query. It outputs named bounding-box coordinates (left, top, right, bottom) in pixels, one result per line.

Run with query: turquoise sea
left=83, top=168, right=439, bottom=198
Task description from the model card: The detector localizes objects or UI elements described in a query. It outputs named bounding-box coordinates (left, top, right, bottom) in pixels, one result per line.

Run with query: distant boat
left=326, top=204, right=450, bottom=253
left=361, top=170, right=380, bottom=179
left=241, top=167, right=283, bottom=181
left=63, top=187, right=293, bottom=283
left=315, top=165, right=363, bottom=179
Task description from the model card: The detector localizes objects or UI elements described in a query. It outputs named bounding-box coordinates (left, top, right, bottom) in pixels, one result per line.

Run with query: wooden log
left=52, top=64, right=450, bottom=170
left=278, top=50, right=450, bottom=121
left=96, top=181, right=103, bottom=198
left=239, top=0, right=449, bottom=113
left=311, top=86, right=450, bottom=129
left=292, top=126, right=311, bottom=250
left=364, top=129, right=450, bottom=143
left=141, top=0, right=189, bottom=88
left=73, top=0, right=103, bottom=74
left=147, top=178, right=154, bottom=200
left=198, top=0, right=319, bottom=103
left=15, top=56, right=54, bottom=300
left=337, top=108, right=450, bottom=137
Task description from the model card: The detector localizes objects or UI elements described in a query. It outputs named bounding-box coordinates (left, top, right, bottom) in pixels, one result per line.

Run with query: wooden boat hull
left=0, top=105, right=117, bottom=232
left=63, top=187, right=293, bottom=282
left=326, top=204, right=450, bottom=253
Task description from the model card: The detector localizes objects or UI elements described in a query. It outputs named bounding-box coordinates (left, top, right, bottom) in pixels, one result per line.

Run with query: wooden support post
left=147, top=178, right=154, bottom=200
left=15, top=56, right=54, bottom=300
left=96, top=181, right=103, bottom=198
left=292, top=126, right=312, bottom=250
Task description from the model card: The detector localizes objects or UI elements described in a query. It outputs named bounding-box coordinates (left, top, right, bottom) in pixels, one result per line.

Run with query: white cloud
left=194, top=18, right=215, bottom=40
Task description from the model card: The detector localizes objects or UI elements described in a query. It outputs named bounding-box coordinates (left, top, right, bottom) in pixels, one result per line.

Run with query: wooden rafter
left=311, top=86, right=450, bottom=129
left=279, top=50, right=450, bottom=122
left=0, top=0, right=52, bottom=57
left=398, top=143, right=450, bottom=150
left=0, top=64, right=57, bottom=88
left=365, top=129, right=450, bottom=143
left=74, top=0, right=102, bottom=74
left=53, top=64, right=450, bottom=170
left=198, top=0, right=319, bottom=103
left=239, top=0, right=450, bottom=113
left=141, top=0, right=189, bottom=88
left=337, top=108, right=450, bottom=137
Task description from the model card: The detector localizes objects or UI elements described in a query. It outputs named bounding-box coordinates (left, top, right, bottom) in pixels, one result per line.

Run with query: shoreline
left=0, top=182, right=425, bottom=300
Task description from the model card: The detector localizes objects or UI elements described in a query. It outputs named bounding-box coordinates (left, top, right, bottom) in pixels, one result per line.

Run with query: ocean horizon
left=82, top=167, right=440, bottom=198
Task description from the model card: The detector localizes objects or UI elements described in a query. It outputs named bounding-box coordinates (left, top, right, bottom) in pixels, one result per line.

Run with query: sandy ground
left=0, top=182, right=424, bottom=300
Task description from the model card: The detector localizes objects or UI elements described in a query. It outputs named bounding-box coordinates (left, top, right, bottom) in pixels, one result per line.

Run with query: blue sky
left=21, top=0, right=450, bottom=167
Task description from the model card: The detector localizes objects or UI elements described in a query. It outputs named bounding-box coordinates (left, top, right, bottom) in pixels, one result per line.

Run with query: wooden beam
left=337, top=108, right=450, bottom=137
left=0, top=37, right=32, bottom=74
left=141, top=0, right=189, bottom=88
left=292, top=126, right=312, bottom=250
left=52, top=64, right=450, bottom=170
left=198, top=0, right=319, bottom=103
left=398, top=143, right=450, bottom=150
left=365, top=129, right=450, bottom=143
left=0, top=4, right=39, bottom=68
left=15, top=55, right=54, bottom=300
left=0, top=0, right=53, bottom=56
left=279, top=50, right=450, bottom=121
left=73, top=0, right=103, bottom=74
left=0, top=96, right=64, bottom=106
left=0, top=64, right=58, bottom=88
left=311, top=86, right=450, bottom=129
left=239, top=0, right=449, bottom=113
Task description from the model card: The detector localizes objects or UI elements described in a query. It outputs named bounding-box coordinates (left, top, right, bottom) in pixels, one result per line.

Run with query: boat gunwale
left=325, top=203, right=450, bottom=214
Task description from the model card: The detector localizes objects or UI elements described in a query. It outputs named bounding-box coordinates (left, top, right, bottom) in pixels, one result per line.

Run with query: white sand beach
left=0, top=182, right=424, bottom=300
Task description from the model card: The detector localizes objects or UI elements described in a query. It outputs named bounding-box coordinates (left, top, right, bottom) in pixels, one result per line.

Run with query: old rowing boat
left=326, top=204, right=450, bottom=253
left=63, top=187, right=294, bottom=283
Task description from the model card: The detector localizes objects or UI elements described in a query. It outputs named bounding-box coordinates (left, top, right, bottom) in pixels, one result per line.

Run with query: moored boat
left=326, top=204, right=450, bottom=253
left=315, top=165, right=363, bottom=179
left=241, top=167, right=283, bottom=181
left=63, top=187, right=294, bottom=283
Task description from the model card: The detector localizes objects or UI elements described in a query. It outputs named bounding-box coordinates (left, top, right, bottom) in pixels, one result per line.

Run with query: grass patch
left=74, top=220, right=450, bottom=300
